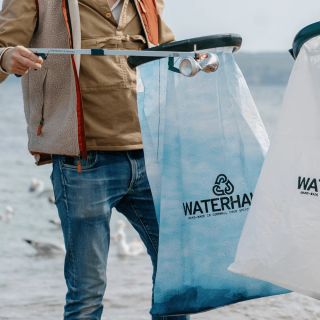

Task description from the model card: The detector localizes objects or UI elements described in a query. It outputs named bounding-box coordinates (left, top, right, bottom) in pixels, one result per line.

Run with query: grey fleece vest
left=22, top=0, right=80, bottom=164
left=18, top=0, right=174, bottom=165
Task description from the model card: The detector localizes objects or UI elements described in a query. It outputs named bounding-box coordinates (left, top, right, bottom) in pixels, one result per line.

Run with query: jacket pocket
left=80, top=38, right=141, bottom=89
left=80, top=38, right=125, bottom=89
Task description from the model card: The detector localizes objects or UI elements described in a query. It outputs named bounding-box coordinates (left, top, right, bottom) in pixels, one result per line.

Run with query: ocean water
left=1, top=73, right=320, bottom=320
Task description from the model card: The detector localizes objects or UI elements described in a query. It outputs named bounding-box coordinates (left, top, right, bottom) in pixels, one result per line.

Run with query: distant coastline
left=236, top=52, right=293, bottom=86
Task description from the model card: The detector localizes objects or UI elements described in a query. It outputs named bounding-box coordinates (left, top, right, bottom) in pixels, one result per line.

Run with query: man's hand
left=1, top=46, right=43, bottom=75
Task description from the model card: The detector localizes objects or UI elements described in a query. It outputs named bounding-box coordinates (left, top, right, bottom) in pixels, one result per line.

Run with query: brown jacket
left=0, top=0, right=174, bottom=164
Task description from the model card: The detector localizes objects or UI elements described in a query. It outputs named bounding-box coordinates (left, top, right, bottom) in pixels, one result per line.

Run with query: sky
left=0, top=0, right=319, bottom=52
left=164, top=0, right=319, bottom=52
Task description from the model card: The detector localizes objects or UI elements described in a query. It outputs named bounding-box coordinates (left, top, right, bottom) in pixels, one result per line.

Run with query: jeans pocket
left=61, top=152, right=99, bottom=171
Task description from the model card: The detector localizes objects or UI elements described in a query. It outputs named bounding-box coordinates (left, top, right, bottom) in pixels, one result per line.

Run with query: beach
left=1, top=56, right=320, bottom=319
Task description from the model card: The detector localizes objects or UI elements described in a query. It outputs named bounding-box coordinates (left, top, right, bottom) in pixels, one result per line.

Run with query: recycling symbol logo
left=212, top=174, right=234, bottom=196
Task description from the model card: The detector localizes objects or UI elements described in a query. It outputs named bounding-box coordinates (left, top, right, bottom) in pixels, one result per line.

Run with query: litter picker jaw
left=179, top=52, right=220, bottom=77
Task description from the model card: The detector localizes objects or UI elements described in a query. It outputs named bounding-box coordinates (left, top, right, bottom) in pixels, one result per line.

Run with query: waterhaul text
left=183, top=193, right=253, bottom=219
left=298, top=176, right=319, bottom=197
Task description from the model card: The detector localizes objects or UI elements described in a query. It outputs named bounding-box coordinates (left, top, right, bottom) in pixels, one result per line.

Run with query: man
left=0, top=1, right=189, bottom=319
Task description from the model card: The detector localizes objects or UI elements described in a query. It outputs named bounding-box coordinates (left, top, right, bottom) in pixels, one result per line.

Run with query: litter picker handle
left=128, top=34, right=242, bottom=67
left=28, top=48, right=196, bottom=59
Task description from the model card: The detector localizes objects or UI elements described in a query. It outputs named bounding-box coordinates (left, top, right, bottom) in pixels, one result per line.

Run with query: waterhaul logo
left=183, top=174, right=253, bottom=220
left=298, top=176, right=319, bottom=197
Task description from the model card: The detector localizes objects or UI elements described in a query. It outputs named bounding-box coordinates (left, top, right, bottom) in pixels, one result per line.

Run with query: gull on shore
left=29, top=178, right=45, bottom=193
left=29, top=178, right=55, bottom=203
left=112, top=220, right=145, bottom=257
left=49, top=218, right=61, bottom=228
left=0, top=205, right=14, bottom=223
left=24, top=239, right=65, bottom=256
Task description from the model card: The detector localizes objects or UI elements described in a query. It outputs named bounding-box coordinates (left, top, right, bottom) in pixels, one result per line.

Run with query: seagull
left=24, top=239, right=65, bottom=256
left=49, top=218, right=61, bottom=228
left=48, top=195, right=56, bottom=204
left=29, top=178, right=45, bottom=193
left=0, top=205, right=14, bottom=223
left=112, top=220, right=146, bottom=257
left=29, top=178, right=55, bottom=202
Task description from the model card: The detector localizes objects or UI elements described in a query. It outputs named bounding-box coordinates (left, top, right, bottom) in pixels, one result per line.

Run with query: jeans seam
left=127, top=197, right=158, bottom=254
left=58, top=158, right=77, bottom=292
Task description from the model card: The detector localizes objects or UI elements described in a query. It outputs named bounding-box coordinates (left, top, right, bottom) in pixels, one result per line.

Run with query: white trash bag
left=131, top=35, right=287, bottom=316
left=229, top=23, right=320, bottom=298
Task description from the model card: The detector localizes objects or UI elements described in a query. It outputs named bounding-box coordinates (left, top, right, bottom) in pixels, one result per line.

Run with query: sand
left=193, top=293, right=320, bottom=319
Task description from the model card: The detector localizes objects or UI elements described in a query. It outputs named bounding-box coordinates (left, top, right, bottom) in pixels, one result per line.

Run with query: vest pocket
left=36, top=69, right=48, bottom=136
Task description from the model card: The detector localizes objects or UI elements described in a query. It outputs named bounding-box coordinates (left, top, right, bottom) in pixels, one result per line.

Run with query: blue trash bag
left=137, top=48, right=288, bottom=317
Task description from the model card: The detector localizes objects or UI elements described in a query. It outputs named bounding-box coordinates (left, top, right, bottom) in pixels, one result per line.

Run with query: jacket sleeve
left=156, top=0, right=175, bottom=45
left=0, top=0, right=37, bottom=82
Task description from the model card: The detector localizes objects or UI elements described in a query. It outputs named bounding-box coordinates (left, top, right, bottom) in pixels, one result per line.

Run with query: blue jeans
left=51, top=150, right=189, bottom=320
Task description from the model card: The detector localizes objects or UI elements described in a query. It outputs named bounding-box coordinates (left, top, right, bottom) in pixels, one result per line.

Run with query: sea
left=1, top=54, right=320, bottom=320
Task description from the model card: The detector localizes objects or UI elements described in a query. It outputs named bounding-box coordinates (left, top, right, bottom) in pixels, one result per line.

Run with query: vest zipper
left=135, top=0, right=158, bottom=45
left=37, top=118, right=44, bottom=136
left=71, top=55, right=87, bottom=160
left=137, top=0, right=147, bottom=13
left=62, top=0, right=87, bottom=168
left=36, top=68, right=48, bottom=137
left=135, top=0, right=150, bottom=46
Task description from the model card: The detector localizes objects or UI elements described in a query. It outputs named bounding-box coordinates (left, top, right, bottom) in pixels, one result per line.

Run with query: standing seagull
left=29, top=178, right=55, bottom=203
left=49, top=218, right=61, bottom=228
left=0, top=205, right=14, bottom=223
left=113, top=220, right=145, bottom=257
left=24, top=239, right=65, bottom=256
left=29, top=178, right=45, bottom=193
